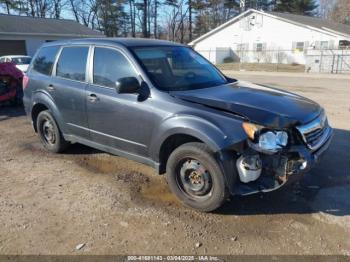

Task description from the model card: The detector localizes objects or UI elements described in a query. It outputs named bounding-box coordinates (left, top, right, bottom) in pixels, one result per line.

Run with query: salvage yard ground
left=0, top=71, right=350, bottom=255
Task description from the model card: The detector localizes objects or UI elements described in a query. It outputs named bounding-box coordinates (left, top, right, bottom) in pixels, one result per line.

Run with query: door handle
left=47, top=84, right=55, bottom=91
left=88, top=93, right=99, bottom=102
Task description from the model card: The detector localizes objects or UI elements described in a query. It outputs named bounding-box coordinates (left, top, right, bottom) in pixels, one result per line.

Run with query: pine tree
left=274, top=0, right=318, bottom=16
left=274, top=0, right=295, bottom=13
left=244, top=0, right=274, bottom=11
left=294, top=0, right=318, bottom=16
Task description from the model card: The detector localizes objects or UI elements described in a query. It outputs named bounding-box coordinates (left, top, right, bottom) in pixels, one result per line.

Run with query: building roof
left=267, top=11, right=350, bottom=37
left=189, top=9, right=350, bottom=45
left=0, top=14, right=104, bottom=37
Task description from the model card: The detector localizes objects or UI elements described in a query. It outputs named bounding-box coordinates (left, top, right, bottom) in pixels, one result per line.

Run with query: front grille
left=296, top=112, right=331, bottom=151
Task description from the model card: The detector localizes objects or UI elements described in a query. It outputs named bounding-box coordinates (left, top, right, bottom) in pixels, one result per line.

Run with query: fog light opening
left=236, top=155, right=262, bottom=183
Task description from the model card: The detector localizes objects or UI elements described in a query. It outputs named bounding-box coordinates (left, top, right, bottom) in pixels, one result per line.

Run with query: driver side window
left=93, top=47, right=138, bottom=88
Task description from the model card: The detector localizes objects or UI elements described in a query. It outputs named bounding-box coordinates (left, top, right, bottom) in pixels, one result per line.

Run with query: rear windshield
left=32, top=46, right=60, bottom=76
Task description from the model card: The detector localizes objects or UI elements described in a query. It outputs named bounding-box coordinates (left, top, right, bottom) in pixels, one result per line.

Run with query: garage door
left=0, top=40, right=26, bottom=56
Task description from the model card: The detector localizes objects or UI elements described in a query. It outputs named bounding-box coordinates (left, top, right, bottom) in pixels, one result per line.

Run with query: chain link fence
left=196, top=48, right=350, bottom=74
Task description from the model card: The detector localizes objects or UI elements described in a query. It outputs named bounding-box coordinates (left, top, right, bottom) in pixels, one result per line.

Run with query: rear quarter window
left=32, top=46, right=60, bottom=76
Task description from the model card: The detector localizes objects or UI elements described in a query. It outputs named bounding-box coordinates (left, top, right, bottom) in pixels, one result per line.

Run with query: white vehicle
left=0, top=55, right=32, bottom=73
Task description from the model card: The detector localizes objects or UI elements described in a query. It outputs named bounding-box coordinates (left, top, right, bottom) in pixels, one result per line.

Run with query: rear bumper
left=232, top=127, right=333, bottom=196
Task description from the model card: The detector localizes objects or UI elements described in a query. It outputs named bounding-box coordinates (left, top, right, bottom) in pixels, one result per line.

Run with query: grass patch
left=217, top=63, right=305, bottom=73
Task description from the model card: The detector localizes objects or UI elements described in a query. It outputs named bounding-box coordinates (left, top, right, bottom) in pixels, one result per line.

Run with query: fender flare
left=150, top=114, right=231, bottom=162
left=31, top=91, right=67, bottom=134
left=149, top=114, right=246, bottom=193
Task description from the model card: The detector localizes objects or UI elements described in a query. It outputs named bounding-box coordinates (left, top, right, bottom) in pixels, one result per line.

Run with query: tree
left=274, top=0, right=318, bottom=16
left=96, top=0, right=126, bottom=36
left=318, top=0, right=336, bottom=19
left=69, top=0, right=99, bottom=28
left=192, top=0, right=239, bottom=38
left=153, top=0, right=159, bottom=38
left=243, top=0, right=274, bottom=11
left=328, top=0, right=350, bottom=24
left=127, top=0, right=136, bottom=36
left=293, top=0, right=318, bottom=16
left=0, top=0, right=18, bottom=14
left=188, top=0, right=193, bottom=41
left=164, top=0, right=189, bottom=42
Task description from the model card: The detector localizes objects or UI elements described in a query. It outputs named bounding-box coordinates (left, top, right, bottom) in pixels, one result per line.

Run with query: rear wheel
left=166, top=142, right=228, bottom=212
left=36, top=110, right=69, bottom=153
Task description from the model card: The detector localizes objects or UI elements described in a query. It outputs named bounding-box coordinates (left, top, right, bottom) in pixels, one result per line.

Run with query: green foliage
left=0, top=0, right=19, bottom=14
left=223, top=56, right=234, bottom=63
left=274, top=0, right=318, bottom=16
left=244, top=0, right=274, bottom=11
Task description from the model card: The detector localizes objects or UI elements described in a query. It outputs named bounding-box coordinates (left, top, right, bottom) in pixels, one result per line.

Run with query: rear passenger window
left=56, top=46, right=89, bottom=82
left=32, top=46, right=59, bottom=76
left=93, top=47, right=137, bottom=88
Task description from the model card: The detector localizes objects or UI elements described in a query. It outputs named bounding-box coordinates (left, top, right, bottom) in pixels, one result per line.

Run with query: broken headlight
left=242, top=122, right=288, bottom=154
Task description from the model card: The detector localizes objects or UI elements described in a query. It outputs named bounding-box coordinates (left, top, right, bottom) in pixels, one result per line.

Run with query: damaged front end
left=229, top=111, right=333, bottom=196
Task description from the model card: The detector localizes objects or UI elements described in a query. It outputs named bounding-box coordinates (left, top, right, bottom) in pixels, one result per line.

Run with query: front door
left=86, top=47, right=152, bottom=157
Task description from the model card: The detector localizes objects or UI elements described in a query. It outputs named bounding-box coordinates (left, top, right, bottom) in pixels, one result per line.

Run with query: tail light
left=22, top=75, right=29, bottom=89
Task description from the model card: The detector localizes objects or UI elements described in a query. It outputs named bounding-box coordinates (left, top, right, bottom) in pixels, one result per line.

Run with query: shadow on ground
left=0, top=104, right=25, bottom=120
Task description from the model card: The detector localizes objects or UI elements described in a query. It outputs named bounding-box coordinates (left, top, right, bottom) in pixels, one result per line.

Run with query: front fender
left=149, top=114, right=246, bottom=162
left=31, top=91, right=67, bottom=134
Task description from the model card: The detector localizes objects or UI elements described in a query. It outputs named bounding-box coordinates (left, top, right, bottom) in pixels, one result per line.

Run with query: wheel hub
left=42, top=119, right=56, bottom=144
left=179, top=159, right=212, bottom=196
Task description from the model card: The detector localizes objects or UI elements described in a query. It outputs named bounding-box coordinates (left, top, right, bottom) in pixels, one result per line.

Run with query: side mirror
left=115, top=77, right=140, bottom=94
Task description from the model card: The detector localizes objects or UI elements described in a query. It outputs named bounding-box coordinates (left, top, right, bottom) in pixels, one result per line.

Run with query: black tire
left=166, top=142, right=229, bottom=212
left=36, top=110, right=69, bottom=153
left=15, top=84, right=23, bottom=106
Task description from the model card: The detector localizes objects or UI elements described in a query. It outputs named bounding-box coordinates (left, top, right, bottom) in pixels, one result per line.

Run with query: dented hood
left=170, top=81, right=322, bottom=128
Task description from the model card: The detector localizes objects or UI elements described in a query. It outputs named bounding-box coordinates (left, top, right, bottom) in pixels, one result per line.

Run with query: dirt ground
left=0, top=71, right=350, bottom=255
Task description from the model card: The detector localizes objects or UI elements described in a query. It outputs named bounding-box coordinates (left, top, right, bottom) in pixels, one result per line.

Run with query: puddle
left=76, top=154, right=154, bottom=175
left=140, top=177, right=180, bottom=206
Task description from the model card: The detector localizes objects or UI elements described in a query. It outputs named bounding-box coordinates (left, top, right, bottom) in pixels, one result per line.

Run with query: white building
left=189, top=9, right=350, bottom=65
left=0, top=14, right=104, bottom=57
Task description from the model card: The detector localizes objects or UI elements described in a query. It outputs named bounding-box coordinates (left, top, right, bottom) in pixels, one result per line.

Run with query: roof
left=189, top=9, right=350, bottom=45
left=267, top=11, right=350, bottom=37
left=0, top=14, right=104, bottom=37
left=43, top=37, right=183, bottom=47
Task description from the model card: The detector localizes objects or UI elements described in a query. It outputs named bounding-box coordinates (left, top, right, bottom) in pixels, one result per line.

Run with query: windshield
left=131, top=46, right=228, bottom=91
left=11, top=57, right=31, bottom=65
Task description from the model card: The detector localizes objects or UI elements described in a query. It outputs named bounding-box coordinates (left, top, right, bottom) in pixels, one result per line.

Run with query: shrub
left=223, top=57, right=234, bottom=63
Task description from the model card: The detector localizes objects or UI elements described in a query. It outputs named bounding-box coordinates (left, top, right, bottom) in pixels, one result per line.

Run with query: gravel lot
left=0, top=72, right=349, bottom=255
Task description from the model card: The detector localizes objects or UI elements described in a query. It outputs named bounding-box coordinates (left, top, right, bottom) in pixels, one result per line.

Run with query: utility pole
left=240, top=0, right=246, bottom=12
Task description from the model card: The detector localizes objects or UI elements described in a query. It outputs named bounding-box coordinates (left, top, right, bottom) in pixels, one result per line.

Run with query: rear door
left=50, top=45, right=90, bottom=139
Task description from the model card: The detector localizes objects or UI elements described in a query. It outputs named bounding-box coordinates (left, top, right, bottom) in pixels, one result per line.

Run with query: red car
left=0, top=62, right=24, bottom=105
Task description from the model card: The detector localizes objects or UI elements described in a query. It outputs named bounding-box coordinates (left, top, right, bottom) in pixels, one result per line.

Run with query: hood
left=170, top=81, right=322, bottom=128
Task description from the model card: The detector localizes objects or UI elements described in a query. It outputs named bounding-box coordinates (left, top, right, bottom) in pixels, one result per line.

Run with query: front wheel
left=166, top=142, right=229, bottom=212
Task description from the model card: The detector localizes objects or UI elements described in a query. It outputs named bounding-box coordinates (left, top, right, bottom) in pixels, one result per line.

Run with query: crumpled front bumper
left=233, top=127, right=333, bottom=196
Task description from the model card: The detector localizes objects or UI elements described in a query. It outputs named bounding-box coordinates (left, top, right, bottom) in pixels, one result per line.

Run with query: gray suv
left=23, top=38, right=333, bottom=212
